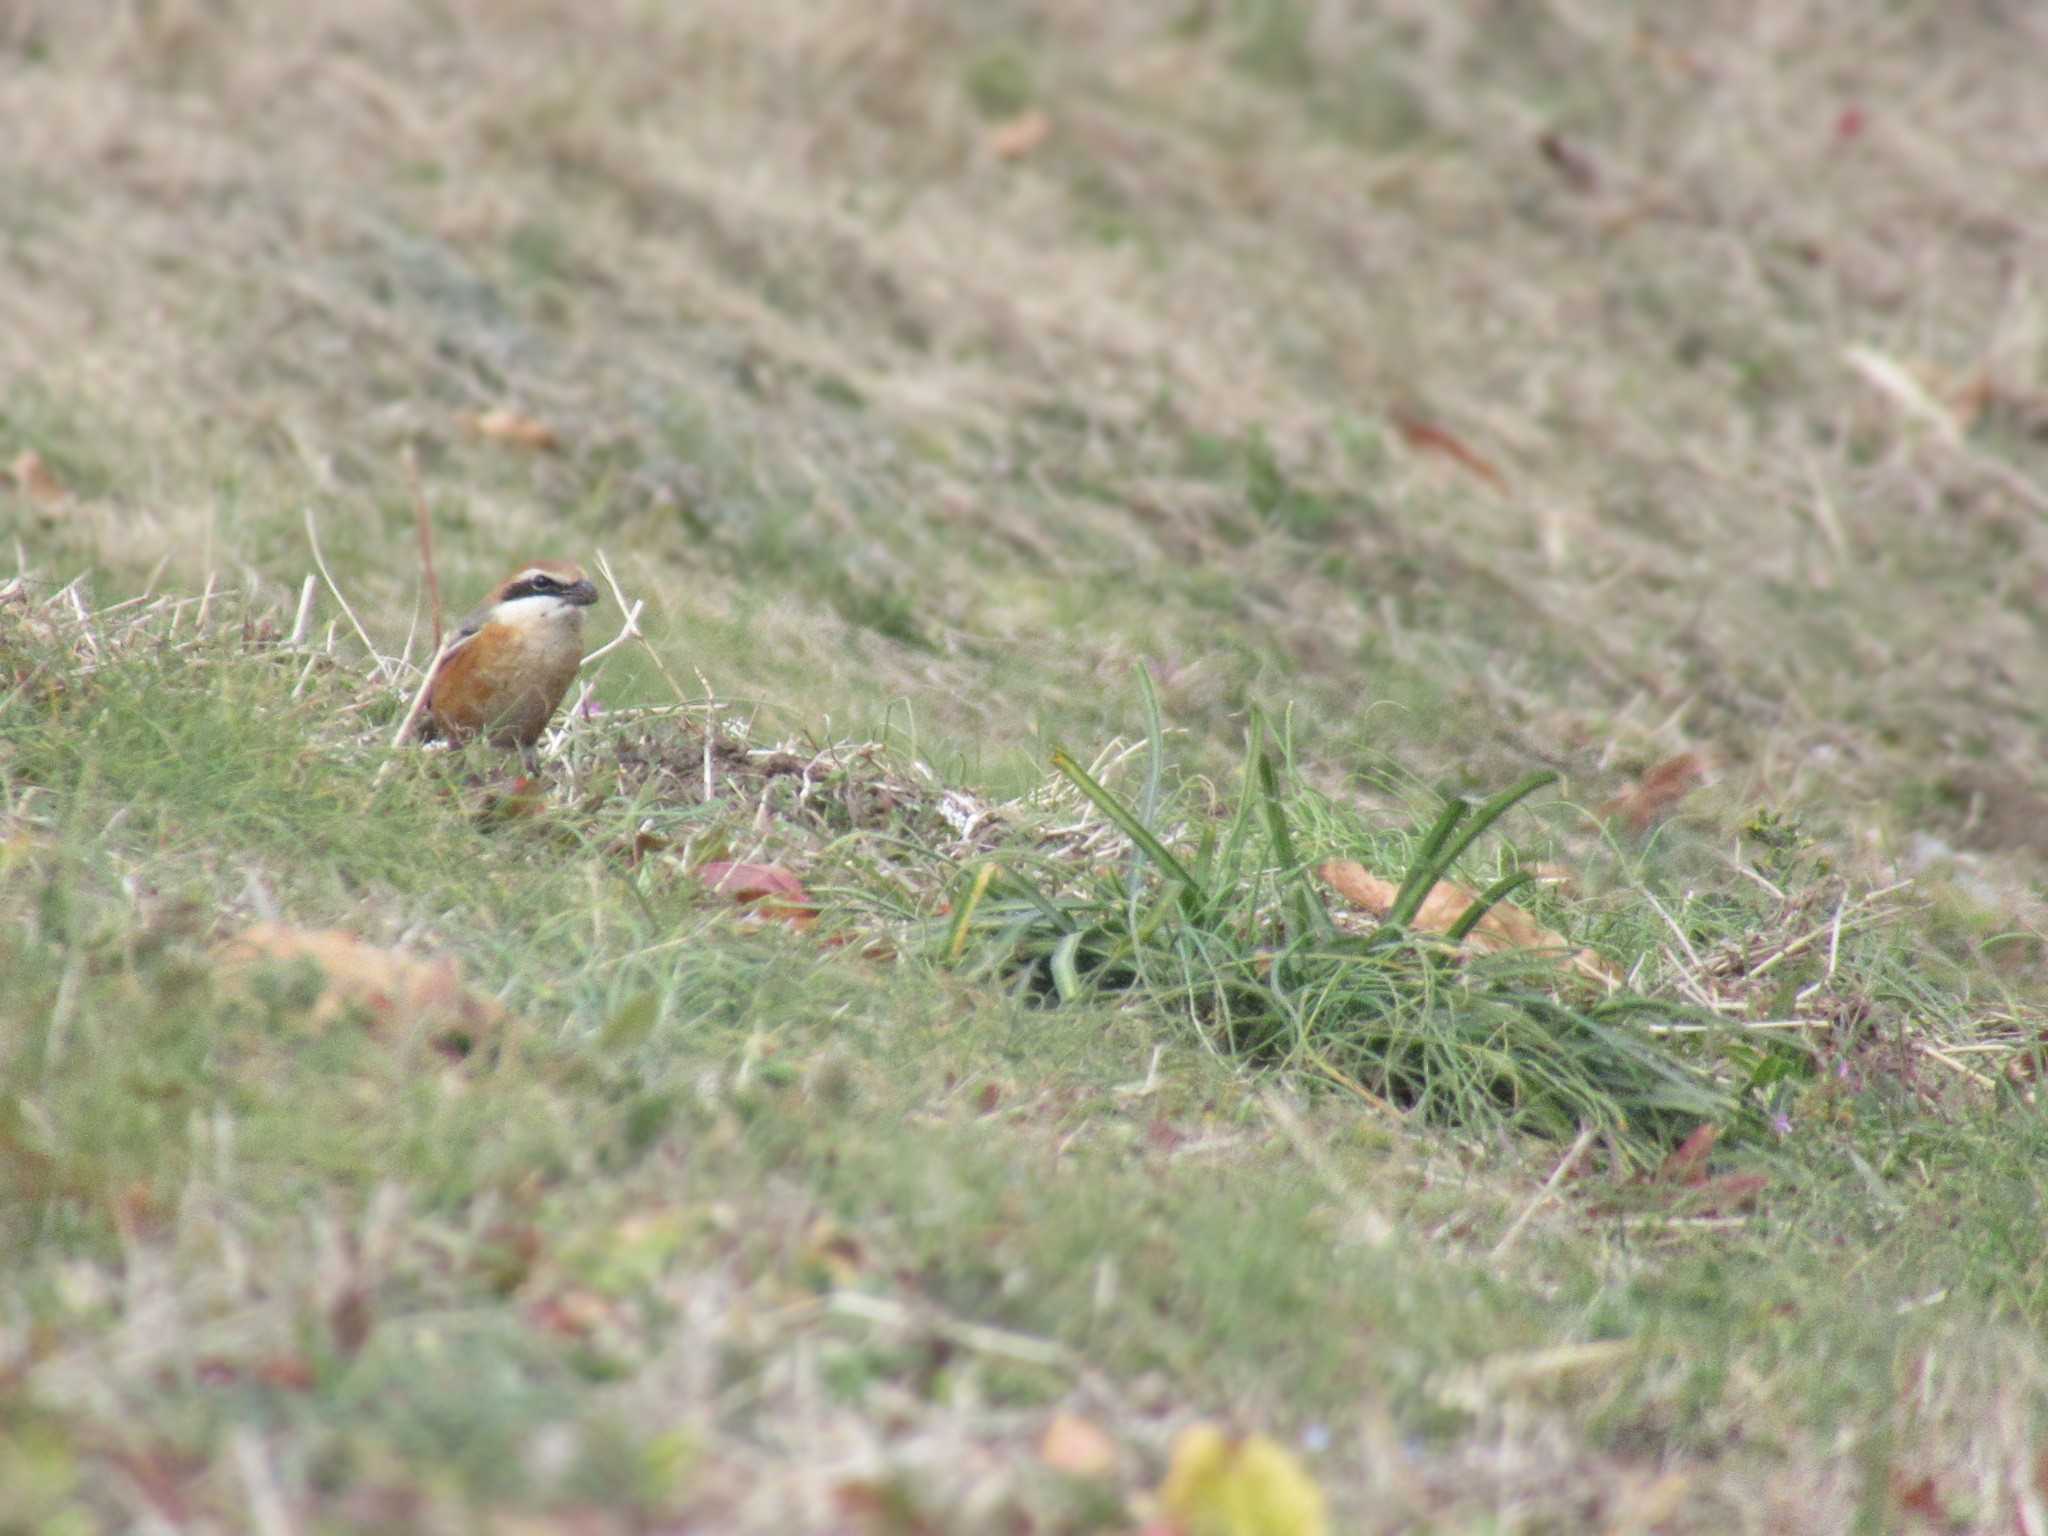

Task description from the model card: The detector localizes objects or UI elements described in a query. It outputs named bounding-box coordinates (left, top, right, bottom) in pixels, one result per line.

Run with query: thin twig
left=1492, top=1123, right=1598, bottom=1261
left=593, top=549, right=688, bottom=703
left=287, top=575, right=318, bottom=647
left=1744, top=885, right=1911, bottom=981
left=230, top=1429, right=296, bottom=1536
left=1641, top=889, right=1703, bottom=973
left=390, top=637, right=454, bottom=749
left=303, top=505, right=391, bottom=683
left=578, top=598, right=647, bottom=667
left=1260, top=1087, right=1392, bottom=1246
left=827, top=1290, right=1071, bottom=1370
left=1915, top=1040, right=1997, bottom=1090
left=405, top=446, right=443, bottom=653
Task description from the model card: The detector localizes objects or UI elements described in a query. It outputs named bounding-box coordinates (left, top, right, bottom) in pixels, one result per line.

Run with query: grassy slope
left=5, top=1, right=2048, bottom=1530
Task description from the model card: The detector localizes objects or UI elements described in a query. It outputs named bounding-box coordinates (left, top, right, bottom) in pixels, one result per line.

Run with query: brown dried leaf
left=527, top=1288, right=617, bottom=1338
left=1314, top=861, right=1622, bottom=988
left=1040, top=1411, right=1119, bottom=1479
left=1316, top=859, right=1399, bottom=913
left=1658, top=1122, right=1719, bottom=1185
left=1537, top=130, right=1599, bottom=192
left=833, top=1479, right=941, bottom=1536
left=1388, top=409, right=1509, bottom=493
left=330, top=1283, right=373, bottom=1359
left=989, top=108, right=1053, bottom=159
left=697, top=860, right=817, bottom=928
left=254, top=1356, right=317, bottom=1391
left=1683, top=1172, right=1768, bottom=1215
left=461, top=406, right=561, bottom=451
left=1598, top=752, right=1709, bottom=834
left=214, top=923, right=506, bottom=1055
left=8, top=449, right=66, bottom=504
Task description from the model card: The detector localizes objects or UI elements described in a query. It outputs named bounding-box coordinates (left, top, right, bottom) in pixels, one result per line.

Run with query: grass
left=6, top=0, right=2048, bottom=1529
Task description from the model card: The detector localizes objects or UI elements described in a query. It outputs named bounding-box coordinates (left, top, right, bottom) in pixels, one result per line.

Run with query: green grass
left=6, top=0, right=2048, bottom=1528
left=4, top=579, right=2044, bottom=1529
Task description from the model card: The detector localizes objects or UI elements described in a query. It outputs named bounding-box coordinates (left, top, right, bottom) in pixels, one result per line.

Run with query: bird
left=415, top=560, right=600, bottom=749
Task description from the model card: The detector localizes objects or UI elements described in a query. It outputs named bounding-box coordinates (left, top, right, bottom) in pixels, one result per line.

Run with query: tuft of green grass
left=933, top=698, right=1735, bottom=1164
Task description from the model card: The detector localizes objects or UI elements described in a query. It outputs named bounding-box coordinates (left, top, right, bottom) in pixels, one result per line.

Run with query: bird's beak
left=567, top=579, right=600, bottom=608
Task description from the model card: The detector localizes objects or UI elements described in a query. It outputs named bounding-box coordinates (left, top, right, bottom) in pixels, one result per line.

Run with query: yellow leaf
left=1158, top=1423, right=1327, bottom=1536
left=1040, top=1411, right=1118, bottom=1479
left=8, top=449, right=66, bottom=504
left=460, top=406, right=561, bottom=451
left=988, top=108, right=1053, bottom=159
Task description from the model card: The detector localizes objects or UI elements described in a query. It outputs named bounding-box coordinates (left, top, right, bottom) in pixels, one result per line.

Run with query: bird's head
left=491, top=560, right=600, bottom=616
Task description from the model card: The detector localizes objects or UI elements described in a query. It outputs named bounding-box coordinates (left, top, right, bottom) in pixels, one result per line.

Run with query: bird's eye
left=528, top=574, right=560, bottom=592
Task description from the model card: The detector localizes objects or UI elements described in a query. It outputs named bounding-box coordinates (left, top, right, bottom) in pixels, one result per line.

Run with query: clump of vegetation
left=934, top=691, right=1739, bottom=1163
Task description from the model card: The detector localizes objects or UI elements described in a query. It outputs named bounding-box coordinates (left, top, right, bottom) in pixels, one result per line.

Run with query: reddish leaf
left=1537, top=131, right=1599, bottom=192
left=1389, top=410, right=1509, bottom=493
left=254, top=1355, right=317, bottom=1391
left=1684, top=1172, right=1769, bottom=1215
left=1892, top=1472, right=1943, bottom=1519
left=7, top=449, right=66, bottom=504
left=697, top=860, right=817, bottom=928
left=1659, top=1123, right=1719, bottom=1185
left=1599, top=753, right=1708, bottom=834
left=1146, top=1118, right=1187, bottom=1153
left=833, top=1479, right=940, bottom=1536
left=330, top=1283, right=373, bottom=1358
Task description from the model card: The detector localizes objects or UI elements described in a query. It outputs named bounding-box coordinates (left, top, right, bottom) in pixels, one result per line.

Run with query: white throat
left=495, top=593, right=585, bottom=628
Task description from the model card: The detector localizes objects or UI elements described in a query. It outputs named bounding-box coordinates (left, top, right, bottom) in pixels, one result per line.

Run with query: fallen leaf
left=1158, top=1423, right=1327, bottom=1536
left=527, top=1289, right=618, bottom=1338
left=330, top=1284, right=373, bottom=1359
left=1388, top=410, right=1509, bottom=493
left=1681, top=1172, right=1768, bottom=1215
left=1658, top=1122, right=1719, bottom=1185
left=460, top=407, right=561, bottom=451
left=1598, top=752, right=1709, bottom=834
left=833, top=1478, right=940, bottom=1536
left=610, top=826, right=671, bottom=867
left=113, top=1180, right=169, bottom=1241
left=255, top=1354, right=317, bottom=1392
left=1892, top=1472, right=1943, bottom=1520
left=801, top=1217, right=866, bottom=1288
left=7, top=449, right=66, bottom=504
left=1040, top=1411, right=1119, bottom=1479
left=989, top=108, right=1053, bottom=159
left=1537, top=130, right=1599, bottom=192
left=478, top=774, right=550, bottom=824
left=696, top=860, right=817, bottom=928
left=1626, top=1125, right=1767, bottom=1215
left=1315, top=860, right=1622, bottom=988
left=1606, top=1469, right=1691, bottom=1530
left=214, top=923, right=505, bottom=1057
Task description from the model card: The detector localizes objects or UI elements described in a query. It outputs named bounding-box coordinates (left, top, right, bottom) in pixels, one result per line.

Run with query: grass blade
left=1444, top=870, right=1539, bottom=942
left=1050, top=746, right=1203, bottom=909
